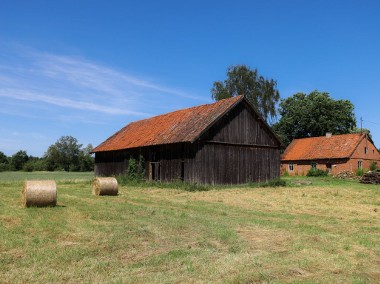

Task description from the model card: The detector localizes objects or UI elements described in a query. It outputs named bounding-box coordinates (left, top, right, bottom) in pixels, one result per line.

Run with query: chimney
left=326, top=132, right=332, bottom=138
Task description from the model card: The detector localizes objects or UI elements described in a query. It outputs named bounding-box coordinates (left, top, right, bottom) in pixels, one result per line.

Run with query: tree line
left=212, top=65, right=369, bottom=146
left=0, top=136, right=94, bottom=172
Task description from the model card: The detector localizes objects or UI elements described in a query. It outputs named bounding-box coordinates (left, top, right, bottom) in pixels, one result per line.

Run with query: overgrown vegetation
left=306, top=168, right=329, bottom=177
left=356, top=168, right=365, bottom=176
left=370, top=162, right=378, bottom=171
left=116, top=156, right=145, bottom=184
left=0, top=173, right=379, bottom=283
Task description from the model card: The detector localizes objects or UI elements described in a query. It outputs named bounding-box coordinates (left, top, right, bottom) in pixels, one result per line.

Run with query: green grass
left=0, top=171, right=94, bottom=183
left=0, top=173, right=379, bottom=283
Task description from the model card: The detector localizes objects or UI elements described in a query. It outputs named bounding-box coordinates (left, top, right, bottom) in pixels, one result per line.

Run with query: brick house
left=281, top=133, right=380, bottom=176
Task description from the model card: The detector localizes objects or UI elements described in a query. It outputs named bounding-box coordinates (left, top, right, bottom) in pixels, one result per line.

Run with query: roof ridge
left=281, top=132, right=366, bottom=161
left=292, top=132, right=363, bottom=140
left=130, top=95, right=242, bottom=126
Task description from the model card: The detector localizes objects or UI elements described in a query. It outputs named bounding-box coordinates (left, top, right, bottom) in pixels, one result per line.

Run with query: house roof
left=281, top=133, right=366, bottom=161
left=92, top=96, right=245, bottom=152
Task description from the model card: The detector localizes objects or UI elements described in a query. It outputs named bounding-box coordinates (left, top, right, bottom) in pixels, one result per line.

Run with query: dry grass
left=0, top=174, right=379, bottom=283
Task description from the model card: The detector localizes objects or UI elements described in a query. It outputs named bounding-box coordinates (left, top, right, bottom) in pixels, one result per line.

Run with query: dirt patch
left=0, top=216, right=22, bottom=228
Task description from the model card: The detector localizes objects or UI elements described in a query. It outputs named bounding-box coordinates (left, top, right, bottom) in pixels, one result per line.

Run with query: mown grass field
left=0, top=172, right=379, bottom=283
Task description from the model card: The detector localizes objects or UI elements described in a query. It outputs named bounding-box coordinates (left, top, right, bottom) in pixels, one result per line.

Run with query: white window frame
left=358, top=160, right=362, bottom=169
left=288, top=163, right=294, bottom=172
left=311, top=162, right=317, bottom=169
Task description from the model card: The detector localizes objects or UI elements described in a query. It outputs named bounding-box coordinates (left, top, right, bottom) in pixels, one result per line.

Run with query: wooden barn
left=92, top=96, right=283, bottom=185
left=281, top=133, right=380, bottom=176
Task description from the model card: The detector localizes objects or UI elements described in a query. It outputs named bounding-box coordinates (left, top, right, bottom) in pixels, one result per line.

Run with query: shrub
left=260, top=178, right=287, bottom=187
left=356, top=168, right=365, bottom=176
left=127, top=155, right=145, bottom=180
left=369, top=162, right=377, bottom=171
left=117, top=156, right=146, bottom=184
left=282, top=171, right=290, bottom=177
left=306, top=168, right=328, bottom=177
left=22, top=159, right=47, bottom=172
left=0, top=163, right=10, bottom=172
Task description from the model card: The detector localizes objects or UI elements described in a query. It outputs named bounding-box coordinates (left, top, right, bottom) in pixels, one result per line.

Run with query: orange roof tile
left=92, top=96, right=243, bottom=152
left=281, top=133, right=366, bottom=161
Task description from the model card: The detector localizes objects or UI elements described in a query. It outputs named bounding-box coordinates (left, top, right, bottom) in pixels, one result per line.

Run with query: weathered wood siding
left=184, top=143, right=280, bottom=185
left=159, top=144, right=183, bottom=181
left=202, top=101, right=279, bottom=146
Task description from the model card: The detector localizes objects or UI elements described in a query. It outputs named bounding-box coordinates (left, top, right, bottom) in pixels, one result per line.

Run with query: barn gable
left=198, top=99, right=281, bottom=147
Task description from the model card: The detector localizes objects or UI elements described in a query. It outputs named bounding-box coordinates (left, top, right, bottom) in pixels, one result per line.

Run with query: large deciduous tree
left=44, top=136, right=94, bottom=172
left=211, top=64, right=280, bottom=123
left=272, top=91, right=356, bottom=146
left=45, top=136, right=82, bottom=171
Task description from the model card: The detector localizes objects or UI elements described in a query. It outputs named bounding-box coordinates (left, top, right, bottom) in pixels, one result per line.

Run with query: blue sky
left=1, top=0, right=379, bottom=156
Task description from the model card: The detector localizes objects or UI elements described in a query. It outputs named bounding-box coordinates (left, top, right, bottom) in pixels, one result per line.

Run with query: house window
left=358, top=160, right=362, bottom=169
left=288, top=163, right=294, bottom=171
left=326, top=163, right=332, bottom=172
left=365, top=147, right=368, bottom=154
left=311, top=162, right=317, bottom=169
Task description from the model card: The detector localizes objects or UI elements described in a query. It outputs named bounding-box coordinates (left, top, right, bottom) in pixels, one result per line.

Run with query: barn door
left=150, top=147, right=161, bottom=181
left=151, top=162, right=161, bottom=181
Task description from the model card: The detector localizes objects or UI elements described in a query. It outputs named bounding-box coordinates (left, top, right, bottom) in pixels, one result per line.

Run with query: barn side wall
left=185, top=142, right=280, bottom=184
left=94, top=144, right=185, bottom=181
left=94, top=148, right=146, bottom=177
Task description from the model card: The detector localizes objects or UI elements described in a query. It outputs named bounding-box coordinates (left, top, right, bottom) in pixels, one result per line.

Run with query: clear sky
left=1, top=0, right=379, bottom=157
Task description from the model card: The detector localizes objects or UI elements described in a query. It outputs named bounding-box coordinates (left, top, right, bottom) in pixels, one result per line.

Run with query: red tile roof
left=281, top=133, right=366, bottom=161
left=92, top=96, right=243, bottom=152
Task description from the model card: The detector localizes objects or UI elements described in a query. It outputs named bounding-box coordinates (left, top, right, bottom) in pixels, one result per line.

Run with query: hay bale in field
left=22, top=180, right=57, bottom=207
left=93, top=177, right=118, bottom=196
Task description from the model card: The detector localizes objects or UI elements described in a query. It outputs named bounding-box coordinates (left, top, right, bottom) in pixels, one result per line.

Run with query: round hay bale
left=22, top=180, right=57, bottom=207
left=93, top=177, right=118, bottom=196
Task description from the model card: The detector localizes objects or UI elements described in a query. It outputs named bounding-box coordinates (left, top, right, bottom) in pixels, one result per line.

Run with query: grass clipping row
left=22, top=180, right=57, bottom=207
left=93, top=177, right=118, bottom=196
